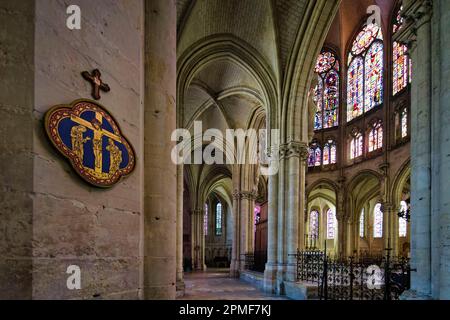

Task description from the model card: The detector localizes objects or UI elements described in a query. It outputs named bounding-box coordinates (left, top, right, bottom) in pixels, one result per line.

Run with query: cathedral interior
left=1, top=0, right=449, bottom=301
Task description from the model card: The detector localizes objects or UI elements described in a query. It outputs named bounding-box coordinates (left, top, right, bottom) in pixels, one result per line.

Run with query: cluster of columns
left=395, top=0, right=450, bottom=299
left=263, top=142, right=309, bottom=294
left=230, top=189, right=258, bottom=277
left=190, top=208, right=206, bottom=271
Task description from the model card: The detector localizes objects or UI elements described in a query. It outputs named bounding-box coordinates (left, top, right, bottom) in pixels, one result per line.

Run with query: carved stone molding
left=192, top=208, right=203, bottom=216
left=382, top=202, right=394, bottom=212
left=379, top=162, right=389, bottom=177
left=233, top=190, right=258, bottom=201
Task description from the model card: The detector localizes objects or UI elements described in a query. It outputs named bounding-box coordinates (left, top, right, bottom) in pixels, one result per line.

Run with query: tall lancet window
left=399, top=201, right=408, bottom=237
left=215, top=203, right=222, bottom=236
left=310, top=210, right=319, bottom=240
left=393, top=5, right=412, bottom=95
left=314, top=51, right=340, bottom=130
left=359, top=208, right=365, bottom=238
left=204, top=203, right=208, bottom=236
left=323, top=139, right=337, bottom=165
left=368, top=120, right=383, bottom=152
left=374, top=203, right=383, bottom=238
left=308, top=141, right=322, bottom=167
left=350, top=129, right=363, bottom=159
left=326, top=209, right=336, bottom=239
left=401, top=108, right=408, bottom=138
left=347, top=23, right=384, bottom=121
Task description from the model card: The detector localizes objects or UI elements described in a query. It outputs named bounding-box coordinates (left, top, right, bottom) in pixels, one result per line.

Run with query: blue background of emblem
left=57, top=111, right=130, bottom=174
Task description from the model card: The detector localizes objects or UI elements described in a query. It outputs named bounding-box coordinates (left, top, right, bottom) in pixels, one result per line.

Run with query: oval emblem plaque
left=45, top=99, right=136, bottom=187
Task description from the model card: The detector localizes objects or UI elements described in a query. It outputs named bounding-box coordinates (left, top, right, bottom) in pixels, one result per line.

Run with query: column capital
left=233, top=190, right=258, bottom=200
left=192, top=208, right=203, bottom=216
left=394, top=0, right=433, bottom=51
left=381, top=202, right=395, bottom=212
left=279, top=141, right=309, bottom=161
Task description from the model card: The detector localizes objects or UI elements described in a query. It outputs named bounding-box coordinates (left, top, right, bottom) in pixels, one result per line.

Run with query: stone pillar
left=384, top=203, right=398, bottom=256
left=298, top=150, right=308, bottom=252
left=143, top=0, right=177, bottom=299
left=382, top=203, right=392, bottom=252
left=276, top=153, right=286, bottom=288
left=335, top=179, right=346, bottom=258
left=438, top=0, right=450, bottom=300
left=279, top=142, right=306, bottom=283
left=176, top=165, right=185, bottom=296
left=395, top=0, right=433, bottom=299
left=264, top=172, right=278, bottom=293
left=191, top=208, right=204, bottom=270
left=240, top=191, right=257, bottom=261
left=230, top=191, right=241, bottom=277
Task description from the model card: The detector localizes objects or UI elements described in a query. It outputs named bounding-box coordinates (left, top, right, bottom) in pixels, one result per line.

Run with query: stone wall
left=1, top=0, right=145, bottom=299
left=0, top=0, right=35, bottom=299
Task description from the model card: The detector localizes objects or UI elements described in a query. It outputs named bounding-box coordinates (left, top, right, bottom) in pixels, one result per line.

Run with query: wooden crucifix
left=81, top=69, right=110, bottom=100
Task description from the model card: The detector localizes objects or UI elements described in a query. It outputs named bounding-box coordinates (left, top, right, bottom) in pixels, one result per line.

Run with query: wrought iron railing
left=291, top=248, right=413, bottom=300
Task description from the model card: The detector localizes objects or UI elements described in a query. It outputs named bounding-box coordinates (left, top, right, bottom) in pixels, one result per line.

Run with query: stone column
left=230, top=191, right=241, bottom=277
left=384, top=203, right=398, bottom=256
left=438, top=0, right=450, bottom=300
left=382, top=203, right=394, bottom=255
left=298, top=149, right=309, bottom=252
left=395, top=0, right=433, bottom=299
left=264, top=172, right=278, bottom=293
left=191, top=208, right=204, bottom=270
left=176, top=165, right=185, bottom=295
left=143, top=0, right=176, bottom=299
left=276, top=152, right=286, bottom=287
left=335, top=179, right=346, bottom=258
left=280, top=142, right=306, bottom=283
left=240, top=191, right=257, bottom=260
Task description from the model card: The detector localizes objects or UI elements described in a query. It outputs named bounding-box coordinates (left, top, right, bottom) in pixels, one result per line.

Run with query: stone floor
left=178, top=269, right=288, bottom=300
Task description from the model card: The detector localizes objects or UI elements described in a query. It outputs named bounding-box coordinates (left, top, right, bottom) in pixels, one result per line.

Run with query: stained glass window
left=374, top=203, right=383, bottom=238
left=347, top=23, right=384, bottom=121
left=315, top=148, right=322, bottom=167
left=310, top=210, right=319, bottom=239
left=323, top=139, right=337, bottom=165
left=347, top=57, right=364, bottom=120
left=327, top=208, right=336, bottom=239
left=204, top=203, right=208, bottom=236
left=323, top=144, right=330, bottom=165
left=399, top=201, right=408, bottom=237
left=254, top=205, right=261, bottom=225
left=308, top=141, right=322, bottom=167
left=368, top=121, right=383, bottom=152
left=393, top=41, right=409, bottom=95
left=364, top=42, right=383, bottom=111
left=393, top=6, right=411, bottom=95
left=216, top=203, right=222, bottom=236
left=350, top=130, right=363, bottom=159
left=401, top=108, right=408, bottom=138
left=314, top=51, right=339, bottom=130
left=359, top=208, right=365, bottom=238
left=314, top=80, right=324, bottom=130
left=330, top=143, right=337, bottom=164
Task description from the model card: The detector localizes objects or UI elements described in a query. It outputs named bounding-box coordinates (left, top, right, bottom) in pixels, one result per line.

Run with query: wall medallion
left=45, top=99, right=136, bottom=187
